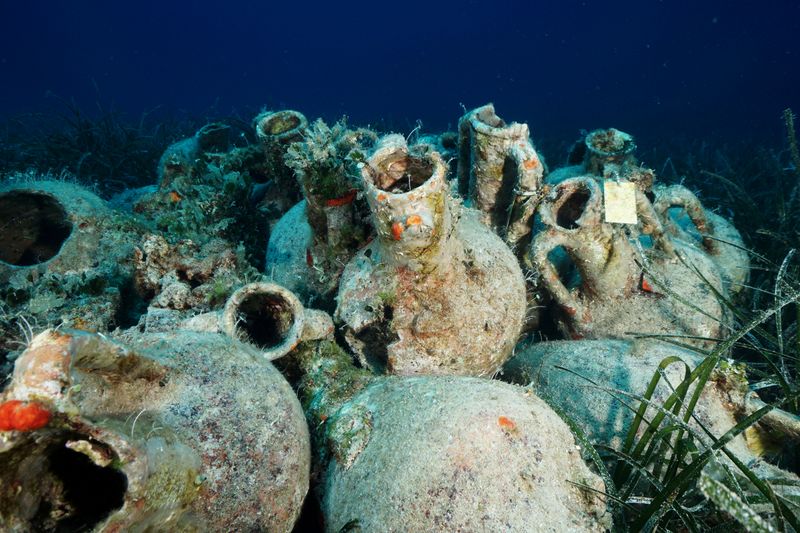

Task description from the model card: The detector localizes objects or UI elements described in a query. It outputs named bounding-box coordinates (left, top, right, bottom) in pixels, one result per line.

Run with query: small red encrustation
left=0, top=399, right=52, bottom=431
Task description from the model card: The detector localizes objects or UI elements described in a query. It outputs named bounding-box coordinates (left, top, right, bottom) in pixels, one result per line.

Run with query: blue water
left=2, top=0, right=798, bottom=146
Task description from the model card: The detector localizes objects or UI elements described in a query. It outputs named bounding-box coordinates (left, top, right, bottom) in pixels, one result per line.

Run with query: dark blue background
left=1, top=1, right=798, bottom=147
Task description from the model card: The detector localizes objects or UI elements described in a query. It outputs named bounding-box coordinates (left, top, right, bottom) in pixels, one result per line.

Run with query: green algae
left=285, top=118, right=376, bottom=202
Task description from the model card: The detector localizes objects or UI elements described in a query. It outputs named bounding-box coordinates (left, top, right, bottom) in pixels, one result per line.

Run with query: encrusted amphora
left=265, top=199, right=365, bottom=309
left=301, top=340, right=610, bottom=533
left=457, top=103, right=545, bottom=252
left=156, top=122, right=232, bottom=188
left=265, top=120, right=375, bottom=308
left=0, top=327, right=310, bottom=532
left=251, top=109, right=308, bottom=217
left=502, top=338, right=800, bottom=503
left=335, top=134, right=527, bottom=376
left=0, top=180, right=145, bottom=355
left=545, top=127, right=750, bottom=299
left=208, top=282, right=609, bottom=532
left=531, top=176, right=726, bottom=347
left=546, top=127, right=640, bottom=186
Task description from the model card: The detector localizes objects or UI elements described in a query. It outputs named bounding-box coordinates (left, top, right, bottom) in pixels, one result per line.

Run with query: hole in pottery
left=259, top=114, right=301, bottom=136
left=176, top=269, right=203, bottom=289
left=28, top=436, right=127, bottom=531
left=440, top=132, right=458, bottom=150
left=233, top=291, right=296, bottom=349
left=113, top=278, right=149, bottom=330
left=567, top=137, right=587, bottom=165
left=490, top=155, right=519, bottom=231
left=548, top=246, right=581, bottom=290
left=355, top=308, right=398, bottom=374
left=0, top=191, right=73, bottom=266
left=375, top=154, right=433, bottom=194
left=555, top=187, right=591, bottom=229
left=196, top=122, right=231, bottom=152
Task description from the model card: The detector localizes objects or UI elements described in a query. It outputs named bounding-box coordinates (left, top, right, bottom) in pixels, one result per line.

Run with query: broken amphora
left=0, top=328, right=310, bottom=532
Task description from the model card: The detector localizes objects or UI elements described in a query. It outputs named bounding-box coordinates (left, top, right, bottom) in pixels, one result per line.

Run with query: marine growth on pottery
left=265, top=119, right=376, bottom=307
left=0, top=328, right=310, bottom=532
left=457, top=103, right=545, bottom=252
left=0, top=179, right=145, bottom=359
left=531, top=176, right=727, bottom=347
left=336, top=134, right=527, bottom=376
left=291, top=339, right=612, bottom=533
left=653, top=184, right=750, bottom=296
left=502, top=338, right=800, bottom=492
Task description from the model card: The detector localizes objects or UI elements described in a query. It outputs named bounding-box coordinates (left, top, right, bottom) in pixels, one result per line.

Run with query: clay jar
left=266, top=123, right=370, bottom=307
left=136, top=119, right=267, bottom=255
left=0, top=180, right=144, bottom=343
left=254, top=109, right=308, bottom=146
left=336, top=135, right=527, bottom=376
left=546, top=128, right=643, bottom=186
left=0, top=328, right=310, bottom=532
left=654, top=184, right=750, bottom=297
left=292, top=340, right=611, bottom=533
left=531, top=176, right=726, bottom=348
left=583, top=127, right=637, bottom=175
left=156, top=122, right=231, bottom=188
left=220, top=282, right=335, bottom=360
left=0, top=181, right=118, bottom=280
left=265, top=195, right=361, bottom=308
left=252, top=109, right=308, bottom=217
left=457, top=104, right=544, bottom=251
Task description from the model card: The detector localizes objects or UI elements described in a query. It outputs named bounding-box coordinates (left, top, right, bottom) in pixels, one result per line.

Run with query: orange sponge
left=0, top=400, right=51, bottom=432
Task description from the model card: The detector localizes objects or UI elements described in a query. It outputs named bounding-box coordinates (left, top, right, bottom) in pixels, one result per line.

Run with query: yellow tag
left=603, top=181, right=638, bottom=224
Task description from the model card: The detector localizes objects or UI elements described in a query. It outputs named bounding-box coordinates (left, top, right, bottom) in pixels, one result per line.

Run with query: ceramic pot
left=264, top=121, right=375, bottom=307
left=335, top=135, right=527, bottom=376
left=254, top=110, right=308, bottom=146
left=0, top=180, right=144, bottom=357
left=266, top=189, right=365, bottom=306
left=583, top=128, right=637, bottom=175
left=0, top=328, right=310, bottom=532
left=457, top=104, right=544, bottom=251
left=220, top=281, right=335, bottom=360
left=502, top=339, right=800, bottom=483
left=156, top=122, right=231, bottom=188
left=546, top=128, right=653, bottom=192
left=251, top=109, right=308, bottom=218
left=137, top=120, right=264, bottom=253
left=265, top=194, right=366, bottom=308
left=531, top=176, right=726, bottom=348
left=288, top=339, right=611, bottom=533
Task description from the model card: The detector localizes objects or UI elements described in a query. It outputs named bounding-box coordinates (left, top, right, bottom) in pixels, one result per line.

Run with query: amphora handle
left=531, top=229, right=585, bottom=319
left=653, top=185, right=718, bottom=254
left=532, top=177, right=605, bottom=318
